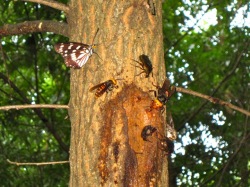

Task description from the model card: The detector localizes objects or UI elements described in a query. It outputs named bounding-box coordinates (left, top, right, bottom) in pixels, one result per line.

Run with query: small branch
left=20, top=0, right=69, bottom=13
left=177, top=41, right=250, bottom=131
left=176, top=87, right=250, bottom=116
left=0, top=104, right=69, bottom=111
left=0, top=20, right=69, bottom=37
left=0, top=72, right=69, bottom=153
left=200, top=132, right=250, bottom=186
left=215, top=133, right=250, bottom=186
left=7, top=159, right=69, bottom=166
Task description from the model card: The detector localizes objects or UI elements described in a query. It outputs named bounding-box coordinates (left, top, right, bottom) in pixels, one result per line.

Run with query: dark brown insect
left=156, top=78, right=176, bottom=101
left=141, top=124, right=176, bottom=155
left=141, top=125, right=157, bottom=141
left=150, top=78, right=176, bottom=111
left=158, top=137, right=174, bottom=155
left=89, top=79, right=118, bottom=97
left=131, top=54, right=153, bottom=78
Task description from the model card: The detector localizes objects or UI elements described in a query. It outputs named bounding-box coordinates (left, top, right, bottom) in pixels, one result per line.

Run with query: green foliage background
left=0, top=1, right=70, bottom=186
left=0, top=0, right=249, bottom=186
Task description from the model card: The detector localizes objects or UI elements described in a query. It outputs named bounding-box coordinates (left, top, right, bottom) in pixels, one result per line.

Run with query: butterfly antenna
left=92, top=28, right=104, bottom=47
left=92, top=28, right=100, bottom=45
left=93, top=51, right=103, bottom=61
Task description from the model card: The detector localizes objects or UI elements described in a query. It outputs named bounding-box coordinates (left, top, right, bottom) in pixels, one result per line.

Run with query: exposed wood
left=98, top=84, right=168, bottom=186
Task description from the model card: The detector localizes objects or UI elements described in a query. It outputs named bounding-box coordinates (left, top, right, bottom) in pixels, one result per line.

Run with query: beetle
left=131, top=54, right=153, bottom=78
left=141, top=125, right=157, bottom=141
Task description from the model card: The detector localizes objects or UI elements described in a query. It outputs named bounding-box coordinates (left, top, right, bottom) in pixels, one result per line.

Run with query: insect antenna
left=90, top=28, right=104, bottom=61
left=93, top=51, right=103, bottom=61
left=92, top=28, right=99, bottom=45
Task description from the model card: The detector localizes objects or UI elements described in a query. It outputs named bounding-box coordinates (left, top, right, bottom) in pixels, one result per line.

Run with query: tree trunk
left=68, top=0, right=168, bottom=186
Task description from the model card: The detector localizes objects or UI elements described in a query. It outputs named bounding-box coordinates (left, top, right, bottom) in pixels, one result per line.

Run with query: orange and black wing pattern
left=89, top=79, right=118, bottom=97
left=89, top=81, right=110, bottom=97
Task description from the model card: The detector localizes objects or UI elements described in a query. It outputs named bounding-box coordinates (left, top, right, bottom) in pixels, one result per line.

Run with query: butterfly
left=54, top=29, right=99, bottom=68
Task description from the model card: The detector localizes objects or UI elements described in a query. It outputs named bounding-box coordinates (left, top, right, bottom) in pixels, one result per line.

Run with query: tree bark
left=67, top=0, right=168, bottom=186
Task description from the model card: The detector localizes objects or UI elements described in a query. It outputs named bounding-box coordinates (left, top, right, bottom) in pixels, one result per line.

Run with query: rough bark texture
left=67, top=0, right=168, bottom=186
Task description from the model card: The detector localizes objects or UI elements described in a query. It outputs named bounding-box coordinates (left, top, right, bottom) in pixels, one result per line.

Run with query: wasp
left=141, top=125, right=157, bottom=141
left=150, top=78, right=176, bottom=111
left=89, top=79, right=119, bottom=97
left=131, top=54, right=153, bottom=78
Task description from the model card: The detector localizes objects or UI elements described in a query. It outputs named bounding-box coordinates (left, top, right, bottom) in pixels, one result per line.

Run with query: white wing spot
left=71, top=54, right=77, bottom=61
left=68, top=44, right=73, bottom=49
left=84, top=49, right=90, bottom=53
left=59, top=45, right=64, bottom=52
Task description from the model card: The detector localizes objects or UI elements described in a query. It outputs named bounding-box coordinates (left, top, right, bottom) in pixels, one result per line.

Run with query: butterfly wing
left=166, top=86, right=176, bottom=98
left=54, top=42, right=93, bottom=68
